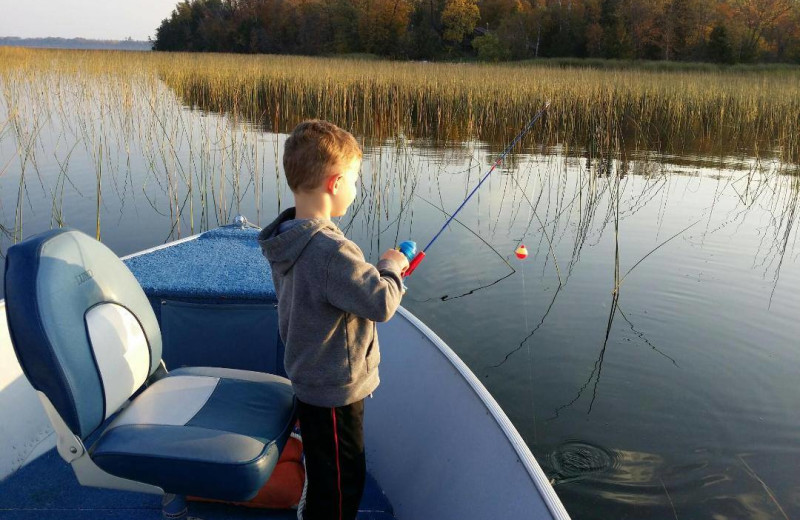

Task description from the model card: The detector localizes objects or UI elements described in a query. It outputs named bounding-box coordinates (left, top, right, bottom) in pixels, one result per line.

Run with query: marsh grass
left=1, top=47, right=799, bottom=255
left=148, top=52, right=800, bottom=162
left=3, top=47, right=799, bottom=163
left=0, top=48, right=283, bottom=244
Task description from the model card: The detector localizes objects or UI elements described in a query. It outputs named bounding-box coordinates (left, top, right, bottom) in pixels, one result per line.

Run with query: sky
left=0, top=0, right=178, bottom=41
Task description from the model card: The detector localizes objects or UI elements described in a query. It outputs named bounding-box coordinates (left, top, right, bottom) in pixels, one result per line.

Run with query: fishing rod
left=398, top=100, right=552, bottom=278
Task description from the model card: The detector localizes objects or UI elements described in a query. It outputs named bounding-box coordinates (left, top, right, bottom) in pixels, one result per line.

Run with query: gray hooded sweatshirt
left=258, top=208, right=404, bottom=407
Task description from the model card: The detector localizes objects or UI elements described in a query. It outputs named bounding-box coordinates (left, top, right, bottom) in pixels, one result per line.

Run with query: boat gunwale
left=119, top=233, right=202, bottom=260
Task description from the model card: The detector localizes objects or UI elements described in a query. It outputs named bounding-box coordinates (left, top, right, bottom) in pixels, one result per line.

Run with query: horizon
left=0, top=0, right=176, bottom=41
left=0, top=35, right=150, bottom=42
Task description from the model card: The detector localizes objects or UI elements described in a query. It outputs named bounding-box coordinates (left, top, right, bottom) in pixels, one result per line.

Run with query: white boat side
left=0, top=299, right=56, bottom=477
left=118, top=233, right=201, bottom=260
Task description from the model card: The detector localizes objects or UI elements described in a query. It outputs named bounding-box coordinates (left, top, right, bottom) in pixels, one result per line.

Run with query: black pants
left=297, top=399, right=366, bottom=520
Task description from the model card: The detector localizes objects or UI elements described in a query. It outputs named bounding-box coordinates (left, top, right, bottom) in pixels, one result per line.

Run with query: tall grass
left=152, top=52, right=800, bottom=162
left=0, top=48, right=278, bottom=242
left=3, top=48, right=798, bottom=159
left=0, top=47, right=798, bottom=253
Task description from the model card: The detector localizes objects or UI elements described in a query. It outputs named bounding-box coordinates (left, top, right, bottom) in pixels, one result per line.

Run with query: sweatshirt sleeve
left=325, top=240, right=404, bottom=322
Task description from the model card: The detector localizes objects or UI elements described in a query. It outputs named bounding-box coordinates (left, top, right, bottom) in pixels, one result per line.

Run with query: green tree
left=330, top=0, right=361, bottom=53
left=546, top=0, right=590, bottom=57
left=472, top=31, right=509, bottom=60
left=708, top=24, right=735, bottom=63
left=478, top=0, right=518, bottom=30
left=356, top=0, right=414, bottom=55
left=153, top=2, right=192, bottom=51
left=600, top=0, right=634, bottom=58
left=496, top=0, right=538, bottom=59
left=442, top=0, right=480, bottom=44
left=406, top=0, right=445, bottom=58
left=660, top=0, right=709, bottom=61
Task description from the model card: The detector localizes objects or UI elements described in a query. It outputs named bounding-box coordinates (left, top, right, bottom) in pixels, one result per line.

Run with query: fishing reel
left=397, top=240, right=425, bottom=279
left=396, top=240, right=423, bottom=292
left=397, top=240, right=417, bottom=262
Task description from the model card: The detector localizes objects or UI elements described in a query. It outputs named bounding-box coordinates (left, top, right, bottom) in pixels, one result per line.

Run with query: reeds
left=5, top=48, right=797, bottom=155
left=0, top=48, right=276, bottom=242
left=2, top=47, right=798, bottom=159
left=1, top=47, right=798, bottom=250
left=150, top=52, right=800, bottom=162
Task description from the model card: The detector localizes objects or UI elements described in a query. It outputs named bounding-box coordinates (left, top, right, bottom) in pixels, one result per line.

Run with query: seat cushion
left=5, top=228, right=163, bottom=439
left=89, top=368, right=296, bottom=501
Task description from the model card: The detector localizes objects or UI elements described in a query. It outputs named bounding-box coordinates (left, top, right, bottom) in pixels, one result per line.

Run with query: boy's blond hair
left=283, top=120, right=362, bottom=193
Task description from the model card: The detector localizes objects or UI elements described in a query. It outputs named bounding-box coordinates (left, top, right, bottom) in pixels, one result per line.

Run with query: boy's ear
left=327, top=174, right=342, bottom=194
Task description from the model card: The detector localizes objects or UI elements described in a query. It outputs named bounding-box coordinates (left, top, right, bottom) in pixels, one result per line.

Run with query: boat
left=0, top=221, right=571, bottom=519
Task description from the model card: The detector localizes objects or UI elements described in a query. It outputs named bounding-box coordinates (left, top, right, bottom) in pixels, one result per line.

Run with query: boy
left=258, top=120, right=409, bottom=520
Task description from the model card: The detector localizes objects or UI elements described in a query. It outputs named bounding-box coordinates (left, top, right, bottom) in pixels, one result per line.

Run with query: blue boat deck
left=123, top=226, right=276, bottom=302
left=0, top=449, right=395, bottom=519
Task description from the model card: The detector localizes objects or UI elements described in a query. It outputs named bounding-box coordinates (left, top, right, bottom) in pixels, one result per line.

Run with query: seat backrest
left=4, top=229, right=163, bottom=440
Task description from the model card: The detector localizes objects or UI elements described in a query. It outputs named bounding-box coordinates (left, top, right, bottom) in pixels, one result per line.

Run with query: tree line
left=152, top=0, right=800, bottom=64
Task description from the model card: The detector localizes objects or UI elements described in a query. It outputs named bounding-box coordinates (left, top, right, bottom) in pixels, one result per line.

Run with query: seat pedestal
left=162, top=494, right=188, bottom=519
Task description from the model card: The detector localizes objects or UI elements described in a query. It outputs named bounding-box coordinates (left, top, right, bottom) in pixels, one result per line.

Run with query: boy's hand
left=381, top=249, right=410, bottom=274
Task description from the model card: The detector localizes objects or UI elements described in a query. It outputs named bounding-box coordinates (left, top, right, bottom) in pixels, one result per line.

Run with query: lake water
left=1, top=74, right=799, bottom=520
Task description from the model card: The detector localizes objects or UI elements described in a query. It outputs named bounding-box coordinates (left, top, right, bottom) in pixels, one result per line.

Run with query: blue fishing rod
left=398, top=101, right=551, bottom=278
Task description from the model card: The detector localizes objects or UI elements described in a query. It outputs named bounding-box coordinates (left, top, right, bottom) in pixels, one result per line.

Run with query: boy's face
left=329, top=156, right=361, bottom=217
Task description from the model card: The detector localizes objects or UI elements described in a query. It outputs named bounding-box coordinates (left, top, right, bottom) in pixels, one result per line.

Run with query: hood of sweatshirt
left=258, top=207, right=342, bottom=275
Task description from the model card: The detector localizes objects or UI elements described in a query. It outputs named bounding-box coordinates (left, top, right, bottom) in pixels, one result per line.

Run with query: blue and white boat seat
left=3, top=229, right=296, bottom=502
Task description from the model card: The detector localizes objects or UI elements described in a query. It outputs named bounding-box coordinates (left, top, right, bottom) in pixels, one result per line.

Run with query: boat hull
left=368, top=307, right=568, bottom=519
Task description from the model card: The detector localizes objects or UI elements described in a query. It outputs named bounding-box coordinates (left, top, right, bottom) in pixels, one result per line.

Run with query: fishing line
left=414, top=193, right=514, bottom=271
left=455, top=142, right=563, bottom=286
left=403, top=193, right=516, bottom=303
left=520, top=201, right=537, bottom=444
left=401, top=102, right=551, bottom=278
left=503, top=156, right=564, bottom=286
left=492, top=284, right=564, bottom=368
